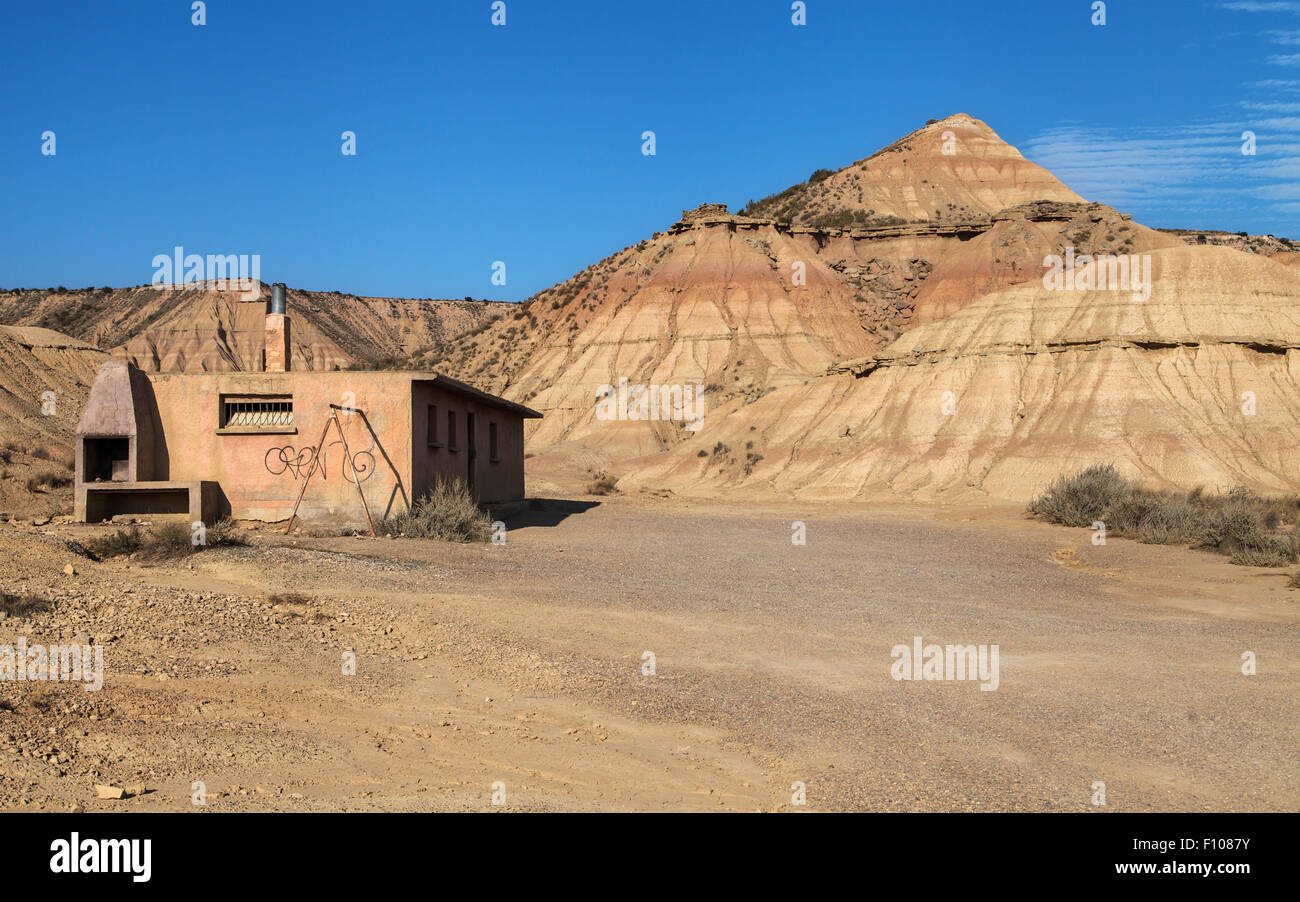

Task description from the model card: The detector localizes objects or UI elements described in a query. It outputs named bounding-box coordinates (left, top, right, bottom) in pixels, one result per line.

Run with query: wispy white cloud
left=1239, top=99, right=1300, bottom=110
left=1218, top=1, right=1300, bottom=12
left=1021, top=5, right=1300, bottom=230
left=1023, top=119, right=1298, bottom=231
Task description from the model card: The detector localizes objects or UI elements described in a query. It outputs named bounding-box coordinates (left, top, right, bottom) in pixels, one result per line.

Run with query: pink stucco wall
left=411, top=381, right=526, bottom=505
left=148, top=371, right=415, bottom=526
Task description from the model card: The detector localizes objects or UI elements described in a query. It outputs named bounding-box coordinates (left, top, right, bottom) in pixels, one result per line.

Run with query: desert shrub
left=86, top=521, right=197, bottom=561
left=1226, top=534, right=1298, bottom=567
left=0, top=449, right=10, bottom=463
left=585, top=471, right=619, bottom=496
left=267, top=592, right=314, bottom=606
left=380, top=476, right=491, bottom=542
left=1288, top=571, right=1300, bottom=589
left=1098, top=487, right=1209, bottom=545
left=1029, top=467, right=1300, bottom=568
left=0, top=592, right=50, bottom=618
left=30, top=446, right=52, bottom=461
left=1027, top=464, right=1130, bottom=527
left=203, top=517, right=246, bottom=548
left=133, top=521, right=196, bottom=561
left=25, top=470, right=71, bottom=492
left=86, top=526, right=142, bottom=558
left=1133, top=496, right=1208, bottom=545
left=1199, top=489, right=1300, bottom=566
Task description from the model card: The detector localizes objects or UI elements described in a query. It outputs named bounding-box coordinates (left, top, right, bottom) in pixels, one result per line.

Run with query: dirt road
left=1, top=497, right=1296, bottom=811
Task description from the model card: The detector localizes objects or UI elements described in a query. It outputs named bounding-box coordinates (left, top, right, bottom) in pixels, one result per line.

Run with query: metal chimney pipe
left=270, top=282, right=287, bottom=315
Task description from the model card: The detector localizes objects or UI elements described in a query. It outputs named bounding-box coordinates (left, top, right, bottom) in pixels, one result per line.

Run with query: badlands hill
left=0, top=284, right=509, bottom=372
left=0, top=325, right=106, bottom=447
left=3, top=112, right=1294, bottom=505
left=433, top=116, right=1180, bottom=461
left=436, top=197, right=1177, bottom=457
left=738, top=114, right=1086, bottom=227
left=0, top=325, right=106, bottom=517
left=431, top=113, right=1300, bottom=502
left=624, top=246, right=1300, bottom=501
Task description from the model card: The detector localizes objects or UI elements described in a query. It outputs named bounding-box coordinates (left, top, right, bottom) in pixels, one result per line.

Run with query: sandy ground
left=0, top=494, right=1296, bottom=812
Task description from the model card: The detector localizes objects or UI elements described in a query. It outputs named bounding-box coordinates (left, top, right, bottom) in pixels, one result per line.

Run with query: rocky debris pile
left=832, top=257, right=934, bottom=342
left=1159, top=228, right=1298, bottom=259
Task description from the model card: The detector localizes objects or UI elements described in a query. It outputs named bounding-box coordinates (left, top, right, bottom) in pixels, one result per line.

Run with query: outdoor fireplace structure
left=73, top=357, right=219, bottom=524
left=74, top=284, right=540, bottom=528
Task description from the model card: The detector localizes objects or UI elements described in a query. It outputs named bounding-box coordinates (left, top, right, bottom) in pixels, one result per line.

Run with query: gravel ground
left=0, top=496, right=1295, bottom=812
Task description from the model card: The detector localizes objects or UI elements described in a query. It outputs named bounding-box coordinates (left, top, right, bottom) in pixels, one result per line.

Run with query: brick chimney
left=265, top=282, right=291, bottom=372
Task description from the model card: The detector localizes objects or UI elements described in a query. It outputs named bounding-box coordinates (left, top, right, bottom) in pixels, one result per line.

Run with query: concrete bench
left=77, top=481, right=220, bottom=525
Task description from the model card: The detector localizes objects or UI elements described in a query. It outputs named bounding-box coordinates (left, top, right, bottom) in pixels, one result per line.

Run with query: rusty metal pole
left=333, top=412, right=377, bottom=537
left=284, top=413, right=334, bottom=534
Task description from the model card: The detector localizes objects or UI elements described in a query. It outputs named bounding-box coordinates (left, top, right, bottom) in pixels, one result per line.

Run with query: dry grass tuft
left=585, top=471, right=619, bottom=496
left=0, top=591, right=51, bottom=618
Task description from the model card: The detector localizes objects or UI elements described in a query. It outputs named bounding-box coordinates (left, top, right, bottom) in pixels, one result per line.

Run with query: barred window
left=221, top=396, right=293, bottom=429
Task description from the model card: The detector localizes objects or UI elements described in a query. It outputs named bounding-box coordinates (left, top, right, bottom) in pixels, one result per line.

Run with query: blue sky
left=1, top=0, right=1296, bottom=300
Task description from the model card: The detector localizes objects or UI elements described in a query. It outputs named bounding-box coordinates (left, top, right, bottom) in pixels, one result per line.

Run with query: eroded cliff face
left=620, top=246, right=1300, bottom=502
left=433, top=197, right=1183, bottom=464
left=445, top=219, right=886, bottom=458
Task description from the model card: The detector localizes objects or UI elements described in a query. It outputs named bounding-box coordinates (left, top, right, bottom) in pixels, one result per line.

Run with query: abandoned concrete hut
left=74, top=285, right=540, bottom=527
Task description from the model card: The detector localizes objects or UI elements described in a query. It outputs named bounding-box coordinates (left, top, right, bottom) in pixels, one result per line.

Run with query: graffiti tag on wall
left=265, top=440, right=375, bottom=483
